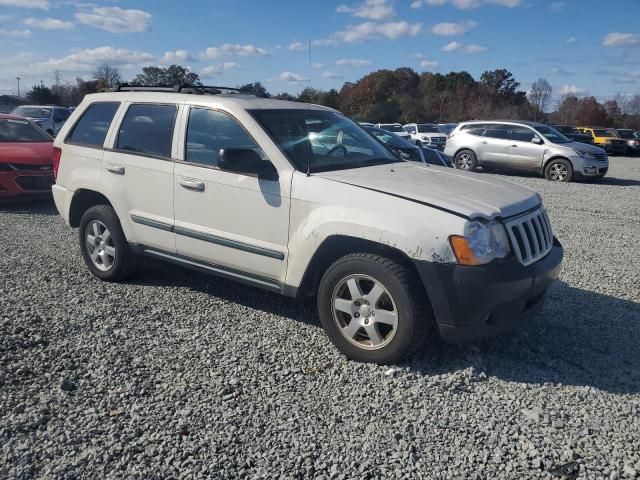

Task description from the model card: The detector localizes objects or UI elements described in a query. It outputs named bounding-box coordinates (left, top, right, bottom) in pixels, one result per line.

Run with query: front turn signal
left=449, top=235, right=483, bottom=266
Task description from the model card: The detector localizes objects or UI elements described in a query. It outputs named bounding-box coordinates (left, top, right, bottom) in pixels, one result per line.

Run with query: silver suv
left=12, top=105, right=70, bottom=136
left=444, top=121, right=609, bottom=182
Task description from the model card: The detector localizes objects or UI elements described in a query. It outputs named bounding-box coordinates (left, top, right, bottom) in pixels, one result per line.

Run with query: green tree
left=26, top=85, right=59, bottom=104
left=131, top=65, right=201, bottom=87
left=238, top=82, right=269, bottom=97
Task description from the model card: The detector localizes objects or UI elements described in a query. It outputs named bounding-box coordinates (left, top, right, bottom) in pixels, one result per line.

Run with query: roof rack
left=108, top=84, right=245, bottom=95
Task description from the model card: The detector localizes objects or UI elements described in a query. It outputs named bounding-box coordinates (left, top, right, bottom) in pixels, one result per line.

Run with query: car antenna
left=306, top=39, right=312, bottom=177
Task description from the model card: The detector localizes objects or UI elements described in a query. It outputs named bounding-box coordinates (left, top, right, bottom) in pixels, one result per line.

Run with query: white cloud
left=288, top=42, right=307, bottom=51
left=0, top=28, right=31, bottom=37
left=420, top=59, right=439, bottom=69
left=34, top=46, right=155, bottom=72
left=552, top=66, right=574, bottom=75
left=312, top=62, right=324, bottom=69
left=550, top=1, right=566, bottom=11
left=222, top=62, right=239, bottom=71
left=0, top=0, right=47, bottom=9
left=201, top=66, right=222, bottom=76
left=23, top=17, right=73, bottom=30
left=163, top=50, right=191, bottom=63
left=322, top=72, right=343, bottom=79
left=431, top=20, right=477, bottom=36
left=336, top=58, right=372, bottom=67
left=75, top=6, right=151, bottom=33
left=314, top=20, right=422, bottom=45
left=441, top=40, right=486, bottom=53
left=559, top=84, right=584, bottom=96
left=566, top=36, right=576, bottom=43
left=612, top=76, right=637, bottom=84
left=411, top=0, right=521, bottom=9
left=336, top=0, right=395, bottom=20
left=602, top=32, right=640, bottom=48
left=279, top=71, right=310, bottom=83
left=200, top=43, right=269, bottom=59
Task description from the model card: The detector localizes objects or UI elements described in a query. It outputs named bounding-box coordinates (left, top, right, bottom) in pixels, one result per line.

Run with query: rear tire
left=544, top=158, right=573, bottom=182
left=454, top=149, right=478, bottom=171
left=317, top=253, right=431, bottom=364
left=79, top=205, right=139, bottom=282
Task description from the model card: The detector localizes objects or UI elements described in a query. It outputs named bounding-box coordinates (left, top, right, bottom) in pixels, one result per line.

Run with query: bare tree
left=94, top=64, right=122, bottom=89
left=528, top=78, right=552, bottom=121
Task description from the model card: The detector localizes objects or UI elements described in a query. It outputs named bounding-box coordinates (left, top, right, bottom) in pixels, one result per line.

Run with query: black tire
left=317, top=253, right=431, bottom=364
left=79, top=205, right=139, bottom=282
left=454, top=149, right=478, bottom=171
left=544, top=158, right=574, bottom=182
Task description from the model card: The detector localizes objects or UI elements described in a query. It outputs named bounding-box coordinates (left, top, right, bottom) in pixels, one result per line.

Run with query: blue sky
left=0, top=0, right=639, bottom=104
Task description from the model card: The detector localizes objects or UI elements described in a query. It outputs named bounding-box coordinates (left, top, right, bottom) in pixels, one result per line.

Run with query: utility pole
left=16, top=77, right=20, bottom=97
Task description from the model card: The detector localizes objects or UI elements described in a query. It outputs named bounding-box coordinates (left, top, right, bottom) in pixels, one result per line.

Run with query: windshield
left=438, top=124, right=455, bottom=134
left=535, top=125, right=571, bottom=144
left=366, top=127, right=413, bottom=148
left=379, top=124, right=405, bottom=133
left=12, top=107, right=52, bottom=119
left=0, top=118, right=52, bottom=142
left=417, top=124, right=441, bottom=133
left=250, top=109, right=400, bottom=173
left=617, top=130, right=634, bottom=139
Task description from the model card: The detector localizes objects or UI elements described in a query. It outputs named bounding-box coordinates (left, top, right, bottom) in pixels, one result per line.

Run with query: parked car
left=0, top=114, right=54, bottom=200
left=445, top=121, right=608, bottom=182
left=420, top=147, right=452, bottom=167
left=363, top=126, right=424, bottom=163
left=52, top=87, right=563, bottom=364
left=577, top=126, right=626, bottom=155
left=374, top=123, right=411, bottom=140
left=11, top=105, right=71, bottom=136
left=438, top=123, right=458, bottom=136
left=550, top=125, right=593, bottom=145
left=610, top=128, right=640, bottom=156
left=403, top=123, right=448, bottom=150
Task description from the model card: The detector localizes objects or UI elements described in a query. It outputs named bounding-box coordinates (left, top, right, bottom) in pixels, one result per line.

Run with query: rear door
left=172, top=106, right=290, bottom=283
left=101, top=102, right=179, bottom=252
left=507, top=126, right=545, bottom=172
left=478, top=124, right=512, bottom=166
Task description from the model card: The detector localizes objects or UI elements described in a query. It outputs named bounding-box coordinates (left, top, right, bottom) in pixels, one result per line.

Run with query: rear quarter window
left=66, top=102, right=120, bottom=147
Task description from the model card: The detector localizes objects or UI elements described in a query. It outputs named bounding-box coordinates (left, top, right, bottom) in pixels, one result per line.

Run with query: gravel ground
left=1, top=157, right=639, bottom=480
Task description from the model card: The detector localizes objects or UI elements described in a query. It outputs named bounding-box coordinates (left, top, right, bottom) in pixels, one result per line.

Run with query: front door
left=173, top=107, right=290, bottom=283
left=507, top=126, right=545, bottom=172
left=478, top=124, right=512, bottom=166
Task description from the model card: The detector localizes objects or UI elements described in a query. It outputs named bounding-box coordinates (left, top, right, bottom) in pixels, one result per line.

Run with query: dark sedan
left=363, top=126, right=451, bottom=167
left=550, top=125, right=593, bottom=145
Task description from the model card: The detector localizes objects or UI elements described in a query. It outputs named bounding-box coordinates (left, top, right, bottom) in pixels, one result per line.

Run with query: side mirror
left=532, top=136, right=543, bottom=144
left=219, top=148, right=278, bottom=181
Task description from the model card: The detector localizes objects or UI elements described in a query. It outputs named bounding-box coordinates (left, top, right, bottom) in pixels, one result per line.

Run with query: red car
left=0, top=113, right=55, bottom=200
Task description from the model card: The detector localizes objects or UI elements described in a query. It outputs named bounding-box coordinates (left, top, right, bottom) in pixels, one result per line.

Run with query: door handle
left=511, top=144, right=518, bottom=147
left=179, top=178, right=205, bottom=191
left=481, top=141, right=488, bottom=144
left=105, top=164, right=125, bottom=175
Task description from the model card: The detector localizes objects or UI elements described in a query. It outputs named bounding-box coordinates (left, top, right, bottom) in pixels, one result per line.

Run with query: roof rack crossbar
left=108, top=84, right=246, bottom=94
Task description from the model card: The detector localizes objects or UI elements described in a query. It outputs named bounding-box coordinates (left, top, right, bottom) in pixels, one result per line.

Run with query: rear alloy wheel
left=544, top=158, right=573, bottom=182
left=454, top=150, right=477, bottom=171
left=317, top=253, right=430, bottom=364
left=79, top=205, right=139, bottom=282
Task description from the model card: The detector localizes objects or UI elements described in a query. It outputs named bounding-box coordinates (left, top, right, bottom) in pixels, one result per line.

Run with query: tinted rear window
left=116, top=104, right=177, bottom=158
left=0, top=118, right=52, bottom=142
left=67, top=102, right=120, bottom=147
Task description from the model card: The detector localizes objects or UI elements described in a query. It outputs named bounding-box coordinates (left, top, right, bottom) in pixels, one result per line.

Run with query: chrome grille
left=505, top=208, right=554, bottom=267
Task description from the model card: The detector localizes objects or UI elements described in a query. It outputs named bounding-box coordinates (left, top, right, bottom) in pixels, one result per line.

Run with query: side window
left=117, top=104, right=177, bottom=158
left=511, top=127, right=537, bottom=142
left=185, top=108, right=261, bottom=168
left=484, top=125, right=511, bottom=140
left=66, top=102, right=120, bottom=147
left=463, top=124, right=487, bottom=136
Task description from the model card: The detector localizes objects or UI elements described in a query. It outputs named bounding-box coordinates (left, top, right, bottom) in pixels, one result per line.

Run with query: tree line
left=23, top=64, right=640, bottom=130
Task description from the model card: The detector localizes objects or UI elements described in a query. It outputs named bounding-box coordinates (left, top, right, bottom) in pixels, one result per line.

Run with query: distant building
left=0, top=95, right=27, bottom=113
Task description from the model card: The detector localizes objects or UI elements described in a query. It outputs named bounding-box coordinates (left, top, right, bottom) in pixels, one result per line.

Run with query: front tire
left=79, top=205, right=139, bottom=282
left=544, top=158, right=573, bottom=182
left=317, top=253, right=430, bottom=364
left=454, top=149, right=478, bottom=171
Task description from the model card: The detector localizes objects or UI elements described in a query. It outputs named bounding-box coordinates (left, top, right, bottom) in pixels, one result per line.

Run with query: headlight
left=573, top=149, right=595, bottom=160
left=449, top=220, right=510, bottom=266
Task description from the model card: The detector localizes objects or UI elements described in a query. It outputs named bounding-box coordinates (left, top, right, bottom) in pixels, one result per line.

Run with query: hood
left=0, top=142, right=53, bottom=166
left=318, top=162, right=540, bottom=220
left=560, top=141, right=606, bottom=154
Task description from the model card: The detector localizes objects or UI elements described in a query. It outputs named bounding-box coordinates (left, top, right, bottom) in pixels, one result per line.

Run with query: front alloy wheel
left=332, top=274, right=398, bottom=350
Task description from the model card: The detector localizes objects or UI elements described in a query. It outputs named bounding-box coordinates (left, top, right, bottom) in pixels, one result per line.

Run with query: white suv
left=51, top=86, right=563, bottom=364
left=403, top=123, right=448, bottom=149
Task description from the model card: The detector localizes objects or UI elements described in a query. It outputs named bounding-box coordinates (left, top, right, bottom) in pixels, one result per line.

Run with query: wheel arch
left=541, top=155, right=573, bottom=175
left=294, top=235, right=428, bottom=302
left=68, top=189, right=114, bottom=227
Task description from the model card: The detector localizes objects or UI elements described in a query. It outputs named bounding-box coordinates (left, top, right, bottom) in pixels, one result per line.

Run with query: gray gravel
left=1, top=157, right=639, bottom=479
